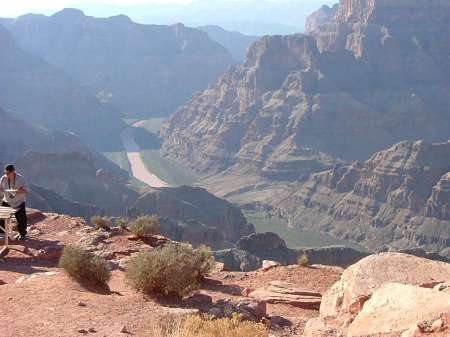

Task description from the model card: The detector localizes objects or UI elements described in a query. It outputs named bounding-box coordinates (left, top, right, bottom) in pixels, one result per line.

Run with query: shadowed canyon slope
left=162, top=0, right=450, bottom=255
left=1, top=9, right=233, bottom=118
left=0, top=25, right=123, bottom=150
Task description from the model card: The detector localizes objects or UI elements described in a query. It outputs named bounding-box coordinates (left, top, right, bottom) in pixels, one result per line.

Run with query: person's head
left=4, top=164, right=16, bottom=179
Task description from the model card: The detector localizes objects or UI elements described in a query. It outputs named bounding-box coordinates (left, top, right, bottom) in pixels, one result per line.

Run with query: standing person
left=0, top=164, right=28, bottom=241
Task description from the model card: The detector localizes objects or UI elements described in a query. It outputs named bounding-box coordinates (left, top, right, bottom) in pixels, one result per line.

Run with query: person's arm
left=16, top=177, right=28, bottom=195
left=0, top=177, right=4, bottom=197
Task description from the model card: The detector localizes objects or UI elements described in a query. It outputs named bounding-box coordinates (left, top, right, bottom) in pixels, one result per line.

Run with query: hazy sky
left=1, top=0, right=332, bottom=17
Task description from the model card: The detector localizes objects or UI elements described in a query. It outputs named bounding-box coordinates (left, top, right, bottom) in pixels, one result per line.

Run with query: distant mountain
left=0, top=24, right=123, bottom=150
left=1, top=9, right=233, bottom=118
left=162, top=0, right=450, bottom=175
left=69, top=0, right=331, bottom=35
left=198, top=25, right=259, bottom=63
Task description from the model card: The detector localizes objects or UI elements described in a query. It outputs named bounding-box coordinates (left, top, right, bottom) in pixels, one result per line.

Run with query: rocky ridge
left=1, top=9, right=233, bottom=118
left=162, top=0, right=450, bottom=255
left=0, top=26, right=123, bottom=150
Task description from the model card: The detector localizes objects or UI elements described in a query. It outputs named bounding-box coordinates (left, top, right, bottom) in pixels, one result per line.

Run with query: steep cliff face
left=161, top=1, right=450, bottom=256
left=162, top=34, right=348, bottom=177
left=268, top=140, right=450, bottom=257
left=163, top=0, right=450, bottom=177
left=2, top=9, right=233, bottom=118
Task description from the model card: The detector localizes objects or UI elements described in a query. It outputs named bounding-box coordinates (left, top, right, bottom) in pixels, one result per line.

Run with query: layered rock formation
left=267, top=140, right=450, bottom=257
left=162, top=0, right=450, bottom=175
left=129, top=186, right=255, bottom=249
left=162, top=0, right=450, bottom=255
left=1, top=9, right=233, bottom=118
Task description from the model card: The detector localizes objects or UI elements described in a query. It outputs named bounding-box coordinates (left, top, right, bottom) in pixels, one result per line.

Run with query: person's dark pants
left=0, top=202, right=27, bottom=236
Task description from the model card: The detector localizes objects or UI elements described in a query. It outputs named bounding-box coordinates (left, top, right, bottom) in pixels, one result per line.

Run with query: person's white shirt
left=0, top=173, right=28, bottom=208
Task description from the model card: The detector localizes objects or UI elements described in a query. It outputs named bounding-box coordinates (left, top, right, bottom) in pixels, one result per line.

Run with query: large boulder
left=213, top=248, right=261, bottom=272
left=320, top=253, right=450, bottom=317
left=304, top=253, right=450, bottom=337
left=348, top=283, right=450, bottom=337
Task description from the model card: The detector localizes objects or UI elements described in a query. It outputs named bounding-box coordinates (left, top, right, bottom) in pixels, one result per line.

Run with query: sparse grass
left=91, top=215, right=112, bottom=230
left=126, top=244, right=214, bottom=297
left=298, top=254, right=309, bottom=267
left=128, top=216, right=160, bottom=238
left=115, top=217, right=130, bottom=230
left=59, top=245, right=111, bottom=286
left=149, top=314, right=268, bottom=337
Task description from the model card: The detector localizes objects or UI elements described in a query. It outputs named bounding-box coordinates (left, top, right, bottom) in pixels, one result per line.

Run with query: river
left=120, top=121, right=170, bottom=188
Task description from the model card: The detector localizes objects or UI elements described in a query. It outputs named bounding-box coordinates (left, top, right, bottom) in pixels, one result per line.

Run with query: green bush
left=126, top=244, right=214, bottom=297
left=91, top=215, right=112, bottom=230
left=115, top=217, right=130, bottom=230
left=298, top=254, right=309, bottom=267
left=59, top=245, right=111, bottom=286
left=128, top=216, right=160, bottom=238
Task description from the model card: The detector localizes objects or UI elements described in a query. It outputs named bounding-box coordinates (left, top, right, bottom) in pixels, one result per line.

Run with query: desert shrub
left=128, top=216, right=160, bottom=237
left=59, top=245, right=111, bottom=286
left=195, top=244, right=215, bottom=279
left=91, top=215, right=112, bottom=230
left=126, top=243, right=214, bottom=297
left=149, top=314, right=268, bottom=337
left=115, top=217, right=130, bottom=230
left=298, top=254, right=309, bottom=267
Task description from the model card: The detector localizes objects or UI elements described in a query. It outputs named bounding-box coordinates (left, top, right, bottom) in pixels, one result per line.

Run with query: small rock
left=77, top=301, right=87, bottom=307
left=119, top=325, right=129, bottom=334
left=431, top=318, right=444, bottom=332
left=208, top=307, right=223, bottom=317
left=270, top=316, right=292, bottom=328
left=186, top=293, right=213, bottom=309
left=401, top=326, right=421, bottom=337
left=77, top=329, right=88, bottom=334
left=261, top=260, right=281, bottom=271
left=88, top=328, right=96, bottom=333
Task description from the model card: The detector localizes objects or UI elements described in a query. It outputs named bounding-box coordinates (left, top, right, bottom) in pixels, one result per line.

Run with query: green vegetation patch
left=140, top=150, right=199, bottom=186
left=243, top=210, right=366, bottom=250
left=102, top=151, right=131, bottom=173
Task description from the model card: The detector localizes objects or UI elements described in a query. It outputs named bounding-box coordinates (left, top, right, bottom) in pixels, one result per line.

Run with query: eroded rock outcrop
left=270, top=140, right=450, bottom=257
left=162, top=0, right=450, bottom=256
left=163, top=0, right=450, bottom=177
left=129, top=186, right=255, bottom=249
left=304, top=253, right=450, bottom=337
